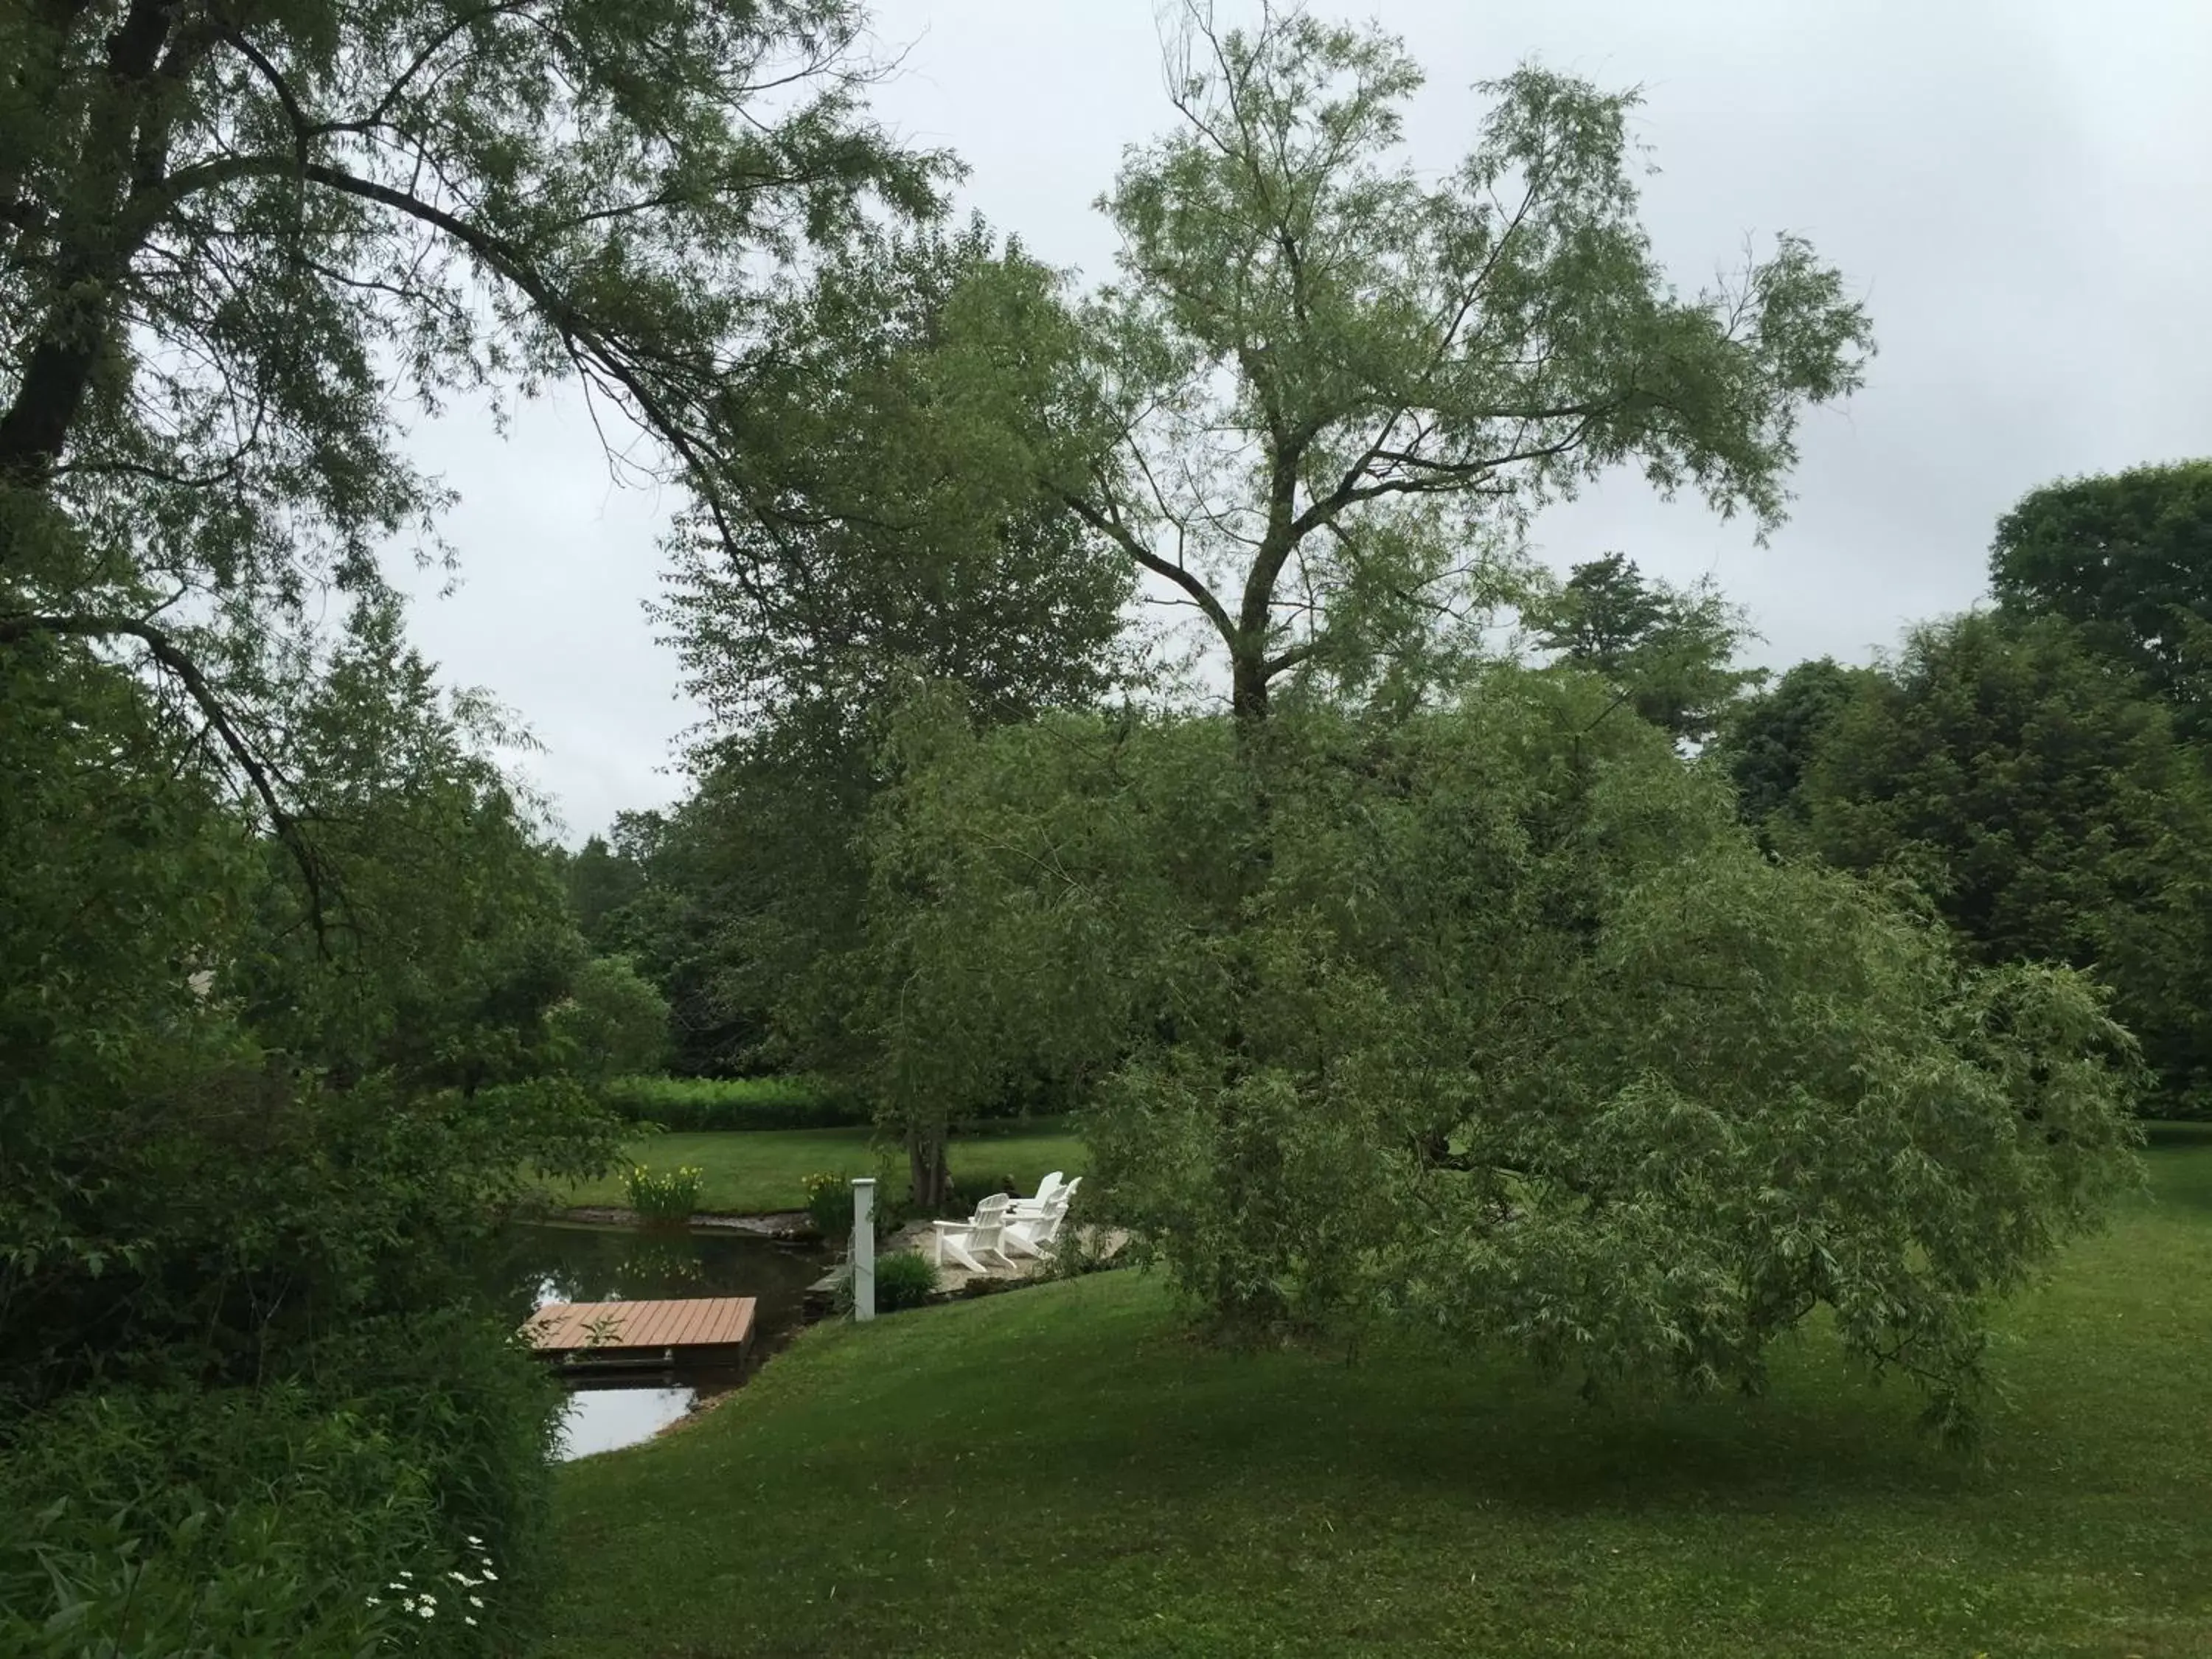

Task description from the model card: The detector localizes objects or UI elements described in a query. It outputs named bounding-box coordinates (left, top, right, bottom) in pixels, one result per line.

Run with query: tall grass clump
left=623, top=1164, right=703, bottom=1227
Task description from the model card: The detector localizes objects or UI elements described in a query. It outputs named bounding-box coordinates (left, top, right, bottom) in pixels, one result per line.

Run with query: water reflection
left=485, top=1222, right=832, bottom=1460
left=557, top=1384, right=699, bottom=1458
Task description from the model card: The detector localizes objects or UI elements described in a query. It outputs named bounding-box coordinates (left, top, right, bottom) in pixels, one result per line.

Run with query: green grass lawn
left=552, top=1122, right=1088, bottom=1217
left=544, top=1127, right=2212, bottom=1658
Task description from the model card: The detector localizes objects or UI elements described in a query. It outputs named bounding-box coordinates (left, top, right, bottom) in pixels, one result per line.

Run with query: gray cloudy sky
left=391, top=0, right=2212, bottom=843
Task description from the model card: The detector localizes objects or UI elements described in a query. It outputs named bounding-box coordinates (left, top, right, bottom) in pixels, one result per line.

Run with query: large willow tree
left=668, top=8, right=1874, bottom=729
left=1071, top=7, right=1871, bottom=719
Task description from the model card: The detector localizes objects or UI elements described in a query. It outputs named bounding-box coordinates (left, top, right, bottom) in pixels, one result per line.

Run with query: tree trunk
left=906, top=1119, right=951, bottom=1212
left=0, top=0, right=194, bottom=507
left=1231, top=646, right=1271, bottom=724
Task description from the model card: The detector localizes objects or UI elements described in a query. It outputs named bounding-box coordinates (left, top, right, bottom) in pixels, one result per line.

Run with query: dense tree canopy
left=833, top=674, right=2139, bottom=1436
left=656, top=9, right=1873, bottom=736
left=597, top=723, right=880, bottom=1079
left=661, top=220, right=1135, bottom=745
left=1526, top=552, right=1767, bottom=745
left=2, top=0, right=942, bottom=858
left=1061, top=8, right=1870, bottom=720
left=644, top=7, right=1882, bottom=1218
left=1990, top=460, right=2212, bottom=730
left=644, top=223, right=1140, bottom=1099
left=561, top=834, right=649, bottom=956
left=1715, top=655, right=1885, bottom=840
left=0, top=1, right=946, bottom=1647
left=1, top=602, right=621, bottom=1404
left=547, top=955, right=672, bottom=1085
left=1781, top=612, right=2212, bottom=1117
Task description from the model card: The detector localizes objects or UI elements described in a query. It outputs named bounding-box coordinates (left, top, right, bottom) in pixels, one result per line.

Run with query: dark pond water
left=482, top=1223, right=832, bottom=1460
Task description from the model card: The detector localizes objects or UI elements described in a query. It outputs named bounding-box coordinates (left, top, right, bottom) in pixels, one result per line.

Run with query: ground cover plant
left=554, top=1124, right=1086, bottom=1219
left=542, top=1130, right=2212, bottom=1658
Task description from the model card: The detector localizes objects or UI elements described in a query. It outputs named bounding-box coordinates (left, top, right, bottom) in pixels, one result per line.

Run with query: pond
left=483, top=1222, right=834, bottom=1460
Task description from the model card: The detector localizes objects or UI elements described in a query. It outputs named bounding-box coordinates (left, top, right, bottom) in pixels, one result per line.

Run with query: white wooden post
left=851, top=1177, right=876, bottom=1322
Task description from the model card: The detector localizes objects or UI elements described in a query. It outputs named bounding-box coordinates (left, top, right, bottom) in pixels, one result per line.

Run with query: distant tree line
left=1714, top=460, right=2212, bottom=1119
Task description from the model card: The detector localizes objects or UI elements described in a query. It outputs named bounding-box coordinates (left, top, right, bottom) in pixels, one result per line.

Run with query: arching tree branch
left=0, top=610, right=337, bottom=947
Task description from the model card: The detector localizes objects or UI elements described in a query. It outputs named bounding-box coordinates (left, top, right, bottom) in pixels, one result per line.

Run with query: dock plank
left=524, top=1296, right=755, bottom=1360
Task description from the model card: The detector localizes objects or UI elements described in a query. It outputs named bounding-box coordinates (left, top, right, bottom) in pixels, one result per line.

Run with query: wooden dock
left=523, top=1297, right=756, bottom=1371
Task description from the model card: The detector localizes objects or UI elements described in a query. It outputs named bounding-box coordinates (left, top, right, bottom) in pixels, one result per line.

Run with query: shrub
left=546, top=956, right=670, bottom=1084
left=828, top=1251, right=940, bottom=1317
left=1042, top=1212, right=1121, bottom=1284
left=873, top=1251, right=941, bottom=1311
left=0, top=1311, right=558, bottom=1658
left=598, top=1074, right=869, bottom=1131
left=624, top=1164, right=703, bottom=1225
left=800, top=1168, right=911, bottom=1238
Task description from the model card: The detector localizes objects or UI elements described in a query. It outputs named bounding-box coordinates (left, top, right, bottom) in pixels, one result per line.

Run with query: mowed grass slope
left=545, top=1130, right=2212, bottom=1659
left=554, top=1123, right=1088, bottom=1217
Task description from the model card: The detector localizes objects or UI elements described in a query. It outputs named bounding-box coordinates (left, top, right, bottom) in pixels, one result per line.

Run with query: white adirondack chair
left=1006, top=1171, right=1065, bottom=1220
left=931, top=1192, right=1016, bottom=1273
left=1002, top=1176, right=1081, bottom=1262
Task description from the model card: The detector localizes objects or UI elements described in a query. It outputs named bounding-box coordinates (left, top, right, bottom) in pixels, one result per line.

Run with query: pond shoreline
left=551, top=1205, right=816, bottom=1239
left=500, top=1218, right=832, bottom=1458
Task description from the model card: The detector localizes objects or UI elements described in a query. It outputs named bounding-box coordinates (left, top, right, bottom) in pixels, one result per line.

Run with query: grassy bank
left=544, top=1129, right=2212, bottom=1658
left=552, top=1122, right=1088, bottom=1217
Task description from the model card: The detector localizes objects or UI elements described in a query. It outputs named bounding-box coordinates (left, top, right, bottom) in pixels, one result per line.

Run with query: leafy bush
left=547, top=956, right=671, bottom=1083
left=873, top=1251, right=941, bottom=1311
left=599, top=1074, right=869, bottom=1131
left=624, top=1164, right=703, bottom=1225
left=0, top=1312, right=559, bottom=1658
left=800, top=1169, right=909, bottom=1239
left=1041, top=1210, right=1121, bottom=1284
left=828, top=1251, right=940, bottom=1317
left=0, top=634, right=620, bottom=1656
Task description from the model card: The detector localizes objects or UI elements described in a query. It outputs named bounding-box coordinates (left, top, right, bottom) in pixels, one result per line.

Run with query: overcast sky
left=389, top=0, right=2212, bottom=844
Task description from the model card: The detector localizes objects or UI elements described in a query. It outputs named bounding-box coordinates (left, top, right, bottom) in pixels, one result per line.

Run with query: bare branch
left=0, top=611, right=338, bottom=948
left=1060, top=487, right=1236, bottom=645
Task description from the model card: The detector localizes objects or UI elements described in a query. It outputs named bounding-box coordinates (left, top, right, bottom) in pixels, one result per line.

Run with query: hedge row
left=597, top=1074, right=871, bottom=1132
